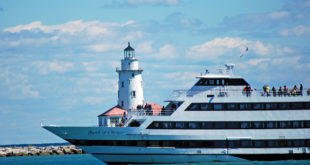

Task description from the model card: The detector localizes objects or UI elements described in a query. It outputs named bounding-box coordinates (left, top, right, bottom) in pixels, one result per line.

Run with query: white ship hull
left=43, top=125, right=310, bottom=164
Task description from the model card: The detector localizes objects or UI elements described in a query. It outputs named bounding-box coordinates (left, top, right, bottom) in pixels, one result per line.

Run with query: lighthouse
left=116, top=42, right=144, bottom=111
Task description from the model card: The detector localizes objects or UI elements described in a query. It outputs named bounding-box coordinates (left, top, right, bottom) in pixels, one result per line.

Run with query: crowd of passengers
left=243, top=84, right=310, bottom=97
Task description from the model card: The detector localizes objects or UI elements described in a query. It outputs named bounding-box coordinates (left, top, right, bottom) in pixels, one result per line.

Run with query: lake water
left=1, top=154, right=310, bottom=165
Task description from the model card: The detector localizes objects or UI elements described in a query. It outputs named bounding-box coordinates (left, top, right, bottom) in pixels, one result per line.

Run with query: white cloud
left=155, top=44, right=177, bottom=59
left=268, top=11, right=290, bottom=19
left=0, top=68, right=39, bottom=98
left=136, top=41, right=153, bottom=53
left=32, top=61, right=74, bottom=74
left=247, top=58, right=271, bottom=66
left=127, top=0, right=179, bottom=6
left=280, top=25, right=310, bottom=36
left=3, top=20, right=135, bottom=38
left=83, top=96, right=105, bottom=105
left=163, top=71, right=198, bottom=81
left=121, top=31, right=145, bottom=41
left=88, top=43, right=122, bottom=52
left=187, top=37, right=293, bottom=60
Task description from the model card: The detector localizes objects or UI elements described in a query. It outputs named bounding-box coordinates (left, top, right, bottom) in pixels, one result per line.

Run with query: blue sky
left=0, top=0, right=310, bottom=144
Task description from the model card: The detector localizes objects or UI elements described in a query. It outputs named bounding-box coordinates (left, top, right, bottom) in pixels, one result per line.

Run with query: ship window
left=214, top=141, right=226, bottom=148
left=188, top=103, right=200, bottom=110
left=216, top=79, right=220, bottom=85
left=189, top=122, right=200, bottom=129
left=214, top=104, right=223, bottom=110
left=214, top=122, right=225, bottom=129
left=162, top=122, right=174, bottom=129
left=241, top=140, right=252, bottom=147
left=209, top=79, right=215, bottom=85
left=305, top=102, right=310, bottom=109
left=201, top=122, right=213, bottom=129
left=132, top=73, right=134, bottom=77
left=240, top=103, right=251, bottom=110
left=162, top=141, right=173, bottom=147
left=279, top=121, right=291, bottom=128
left=253, top=122, right=264, bottom=129
left=292, top=121, right=301, bottom=128
left=175, top=122, right=187, bottom=129
left=253, top=103, right=263, bottom=110
left=226, top=122, right=239, bottom=129
left=254, top=140, right=265, bottom=147
left=294, top=140, right=305, bottom=147
left=291, top=102, right=303, bottom=109
left=201, top=103, right=211, bottom=110
left=305, top=121, right=310, bottom=127
left=306, top=140, right=310, bottom=147
left=227, top=103, right=238, bottom=110
left=149, top=141, right=160, bottom=147
left=240, top=122, right=251, bottom=129
left=266, top=121, right=277, bottom=129
left=137, top=141, right=147, bottom=147
left=279, top=103, right=289, bottom=110
left=226, top=78, right=249, bottom=86
left=228, top=141, right=240, bottom=148
left=268, top=140, right=279, bottom=147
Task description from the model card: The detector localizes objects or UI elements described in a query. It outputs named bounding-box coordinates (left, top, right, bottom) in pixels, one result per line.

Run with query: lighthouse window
left=121, top=81, right=124, bottom=87
left=132, top=91, right=136, bottom=97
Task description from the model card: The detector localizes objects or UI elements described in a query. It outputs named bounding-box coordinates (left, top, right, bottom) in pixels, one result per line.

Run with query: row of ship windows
left=146, top=120, right=310, bottom=129
left=185, top=102, right=310, bottom=111
left=195, top=78, right=249, bottom=86
left=67, top=139, right=310, bottom=148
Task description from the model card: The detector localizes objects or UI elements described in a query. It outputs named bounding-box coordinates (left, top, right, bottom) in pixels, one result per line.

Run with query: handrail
left=129, top=109, right=176, bottom=116
left=167, top=88, right=310, bottom=101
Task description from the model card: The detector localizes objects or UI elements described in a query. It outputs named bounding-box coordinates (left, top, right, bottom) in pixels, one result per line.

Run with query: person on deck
left=284, top=85, right=288, bottom=96
left=278, top=86, right=282, bottom=96
left=272, top=87, right=276, bottom=97
left=300, top=84, right=303, bottom=96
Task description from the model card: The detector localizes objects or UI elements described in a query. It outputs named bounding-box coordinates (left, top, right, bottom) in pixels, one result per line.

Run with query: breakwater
left=0, top=145, right=85, bottom=157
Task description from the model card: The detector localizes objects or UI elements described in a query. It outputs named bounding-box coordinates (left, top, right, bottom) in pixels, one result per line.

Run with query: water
left=0, top=155, right=310, bottom=165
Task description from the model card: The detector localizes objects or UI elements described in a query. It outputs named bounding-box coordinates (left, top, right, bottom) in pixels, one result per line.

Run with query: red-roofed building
left=142, top=103, right=163, bottom=115
left=98, top=106, right=128, bottom=127
left=98, top=103, right=163, bottom=127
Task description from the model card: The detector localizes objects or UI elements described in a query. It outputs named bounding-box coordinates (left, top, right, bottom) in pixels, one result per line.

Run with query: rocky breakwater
left=0, top=145, right=85, bottom=157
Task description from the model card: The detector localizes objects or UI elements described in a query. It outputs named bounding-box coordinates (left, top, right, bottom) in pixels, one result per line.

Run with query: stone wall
left=0, top=145, right=85, bottom=157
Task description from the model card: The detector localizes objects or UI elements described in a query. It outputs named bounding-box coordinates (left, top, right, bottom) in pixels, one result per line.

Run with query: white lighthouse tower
left=116, top=42, right=144, bottom=111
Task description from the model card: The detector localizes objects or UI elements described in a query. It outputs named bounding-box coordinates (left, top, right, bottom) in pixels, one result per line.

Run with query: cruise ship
left=43, top=43, right=310, bottom=164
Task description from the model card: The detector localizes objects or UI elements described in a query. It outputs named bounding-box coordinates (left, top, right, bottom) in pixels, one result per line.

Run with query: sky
left=0, top=0, right=310, bottom=144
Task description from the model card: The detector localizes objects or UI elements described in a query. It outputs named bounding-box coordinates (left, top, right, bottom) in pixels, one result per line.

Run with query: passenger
left=307, top=89, right=310, bottom=96
left=272, top=87, right=276, bottom=97
left=284, top=85, right=288, bottom=96
left=266, top=86, right=270, bottom=97
left=245, top=85, right=251, bottom=97
left=300, top=84, right=303, bottom=96
left=278, top=87, right=282, bottom=96
left=292, top=85, right=297, bottom=96
left=263, top=85, right=267, bottom=96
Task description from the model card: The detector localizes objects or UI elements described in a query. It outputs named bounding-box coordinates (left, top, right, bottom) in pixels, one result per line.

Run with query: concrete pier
left=0, top=145, right=85, bottom=157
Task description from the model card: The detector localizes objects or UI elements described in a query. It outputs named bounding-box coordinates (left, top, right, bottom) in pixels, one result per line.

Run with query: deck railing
left=129, top=109, right=176, bottom=116
left=167, top=88, right=310, bottom=101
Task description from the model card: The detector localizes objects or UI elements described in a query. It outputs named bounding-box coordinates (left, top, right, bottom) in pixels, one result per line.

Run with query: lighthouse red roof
left=98, top=105, right=128, bottom=117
